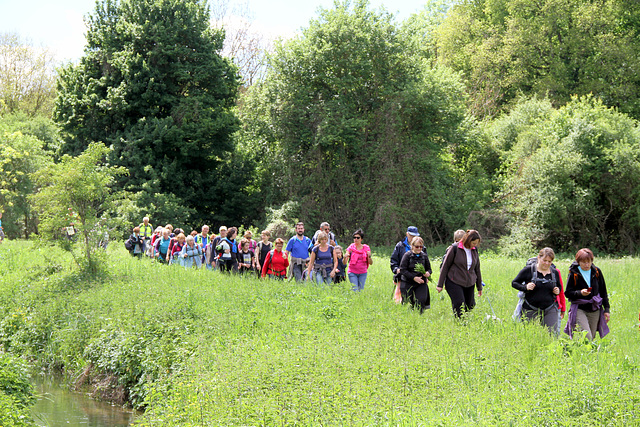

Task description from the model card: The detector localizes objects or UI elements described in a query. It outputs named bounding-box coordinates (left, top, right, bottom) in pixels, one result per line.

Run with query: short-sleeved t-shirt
left=158, top=237, right=171, bottom=255
left=286, top=235, right=312, bottom=259
left=240, top=251, right=252, bottom=264
left=347, top=243, right=371, bottom=274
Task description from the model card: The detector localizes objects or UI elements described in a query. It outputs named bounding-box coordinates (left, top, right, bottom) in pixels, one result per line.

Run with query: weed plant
left=0, top=240, right=639, bottom=425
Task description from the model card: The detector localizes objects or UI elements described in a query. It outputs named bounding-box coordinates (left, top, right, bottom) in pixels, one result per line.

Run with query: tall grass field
left=0, top=240, right=639, bottom=426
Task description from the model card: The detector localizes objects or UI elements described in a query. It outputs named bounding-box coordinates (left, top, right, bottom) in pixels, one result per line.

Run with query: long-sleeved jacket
left=565, top=262, right=610, bottom=313
left=399, top=250, right=432, bottom=288
left=170, top=242, right=185, bottom=265
left=390, top=238, right=411, bottom=274
left=261, top=249, right=289, bottom=278
left=437, top=241, right=482, bottom=290
left=512, top=265, right=561, bottom=311
left=181, top=243, right=203, bottom=269
left=128, top=233, right=145, bottom=253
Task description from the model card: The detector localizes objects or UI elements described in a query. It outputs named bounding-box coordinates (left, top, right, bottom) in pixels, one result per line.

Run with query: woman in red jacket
left=261, top=238, right=289, bottom=280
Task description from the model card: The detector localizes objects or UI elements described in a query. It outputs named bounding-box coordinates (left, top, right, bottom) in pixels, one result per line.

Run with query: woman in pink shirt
left=344, top=228, right=372, bottom=291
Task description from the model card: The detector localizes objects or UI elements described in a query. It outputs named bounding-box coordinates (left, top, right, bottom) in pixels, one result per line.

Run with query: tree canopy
left=240, top=0, right=491, bottom=244
left=435, top=0, right=640, bottom=119
left=489, top=96, right=640, bottom=254
left=54, top=0, right=241, bottom=227
left=0, top=32, right=57, bottom=117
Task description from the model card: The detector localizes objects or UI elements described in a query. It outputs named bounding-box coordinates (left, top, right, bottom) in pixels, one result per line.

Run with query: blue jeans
left=314, top=271, right=332, bottom=285
left=348, top=272, right=367, bottom=291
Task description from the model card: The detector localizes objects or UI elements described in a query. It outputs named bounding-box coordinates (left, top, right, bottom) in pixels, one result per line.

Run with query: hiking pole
left=482, top=282, right=498, bottom=318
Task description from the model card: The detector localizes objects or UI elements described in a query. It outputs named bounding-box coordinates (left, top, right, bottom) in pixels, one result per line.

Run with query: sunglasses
left=353, top=236, right=362, bottom=239
left=414, top=245, right=424, bottom=249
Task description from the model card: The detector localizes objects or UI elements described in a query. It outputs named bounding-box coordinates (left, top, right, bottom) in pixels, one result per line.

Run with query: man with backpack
left=312, top=222, right=337, bottom=247
left=286, top=222, right=312, bottom=282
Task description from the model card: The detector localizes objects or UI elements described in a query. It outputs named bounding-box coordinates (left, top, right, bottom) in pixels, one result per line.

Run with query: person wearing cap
left=390, top=226, right=421, bottom=282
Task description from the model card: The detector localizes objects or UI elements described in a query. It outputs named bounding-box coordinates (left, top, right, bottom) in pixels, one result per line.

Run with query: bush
left=491, top=96, right=640, bottom=253
left=0, top=353, right=34, bottom=426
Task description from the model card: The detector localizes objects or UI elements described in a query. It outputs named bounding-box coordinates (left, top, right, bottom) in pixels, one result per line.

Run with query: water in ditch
left=30, top=376, right=140, bottom=426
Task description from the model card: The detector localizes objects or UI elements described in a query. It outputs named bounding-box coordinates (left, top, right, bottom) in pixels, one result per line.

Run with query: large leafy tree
left=243, top=0, right=484, bottom=244
left=54, top=0, right=240, bottom=227
left=435, top=0, right=640, bottom=119
left=0, top=32, right=57, bottom=117
left=491, top=96, right=640, bottom=254
left=0, top=116, right=53, bottom=238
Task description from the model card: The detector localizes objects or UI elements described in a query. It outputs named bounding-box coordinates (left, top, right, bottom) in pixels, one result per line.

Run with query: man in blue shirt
left=286, top=222, right=312, bottom=282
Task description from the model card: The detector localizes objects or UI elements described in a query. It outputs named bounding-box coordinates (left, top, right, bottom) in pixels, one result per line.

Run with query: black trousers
left=445, top=278, right=476, bottom=318
left=401, top=282, right=431, bottom=314
left=219, top=258, right=237, bottom=273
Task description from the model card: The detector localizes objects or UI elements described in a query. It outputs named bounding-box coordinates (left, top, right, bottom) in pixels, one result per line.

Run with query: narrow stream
left=30, top=376, right=139, bottom=426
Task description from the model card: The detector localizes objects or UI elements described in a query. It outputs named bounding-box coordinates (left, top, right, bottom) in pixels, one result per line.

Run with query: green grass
left=1, top=240, right=639, bottom=426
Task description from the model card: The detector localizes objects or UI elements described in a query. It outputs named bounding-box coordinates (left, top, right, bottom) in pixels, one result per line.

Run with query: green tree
left=0, top=32, right=57, bottom=117
left=399, top=0, right=453, bottom=65
left=0, top=115, right=53, bottom=238
left=54, top=0, right=240, bottom=227
left=30, top=143, right=126, bottom=273
left=435, top=0, right=640, bottom=119
left=242, top=0, right=486, bottom=244
left=492, top=96, right=640, bottom=253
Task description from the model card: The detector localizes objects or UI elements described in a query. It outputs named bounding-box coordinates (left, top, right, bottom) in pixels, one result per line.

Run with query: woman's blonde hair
left=411, top=236, right=424, bottom=247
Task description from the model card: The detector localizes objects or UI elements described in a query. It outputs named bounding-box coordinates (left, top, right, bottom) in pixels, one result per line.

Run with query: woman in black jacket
left=399, top=237, right=432, bottom=313
left=564, top=248, right=610, bottom=340
left=512, top=247, right=561, bottom=333
left=127, top=226, right=145, bottom=258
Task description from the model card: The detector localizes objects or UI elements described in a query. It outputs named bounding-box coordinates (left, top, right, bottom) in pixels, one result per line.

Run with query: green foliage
left=492, top=96, right=640, bottom=253
left=84, top=319, right=196, bottom=409
left=54, top=0, right=241, bottom=227
left=0, top=353, right=35, bottom=426
left=0, top=115, right=53, bottom=238
left=1, top=240, right=640, bottom=424
left=242, top=0, right=489, bottom=245
left=435, top=0, right=640, bottom=119
left=30, top=142, right=127, bottom=273
left=0, top=32, right=57, bottom=118
left=262, top=200, right=300, bottom=240
left=400, top=0, right=454, bottom=63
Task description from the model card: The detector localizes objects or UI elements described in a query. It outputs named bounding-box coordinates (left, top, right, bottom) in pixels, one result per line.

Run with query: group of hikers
left=392, top=226, right=610, bottom=341
left=126, top=218, right=610, bottom=340
left=126, top=219, right=371, bottom=291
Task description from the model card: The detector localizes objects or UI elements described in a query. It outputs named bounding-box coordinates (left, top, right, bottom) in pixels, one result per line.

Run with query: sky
left=0, top=0, right=428, bottom=62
